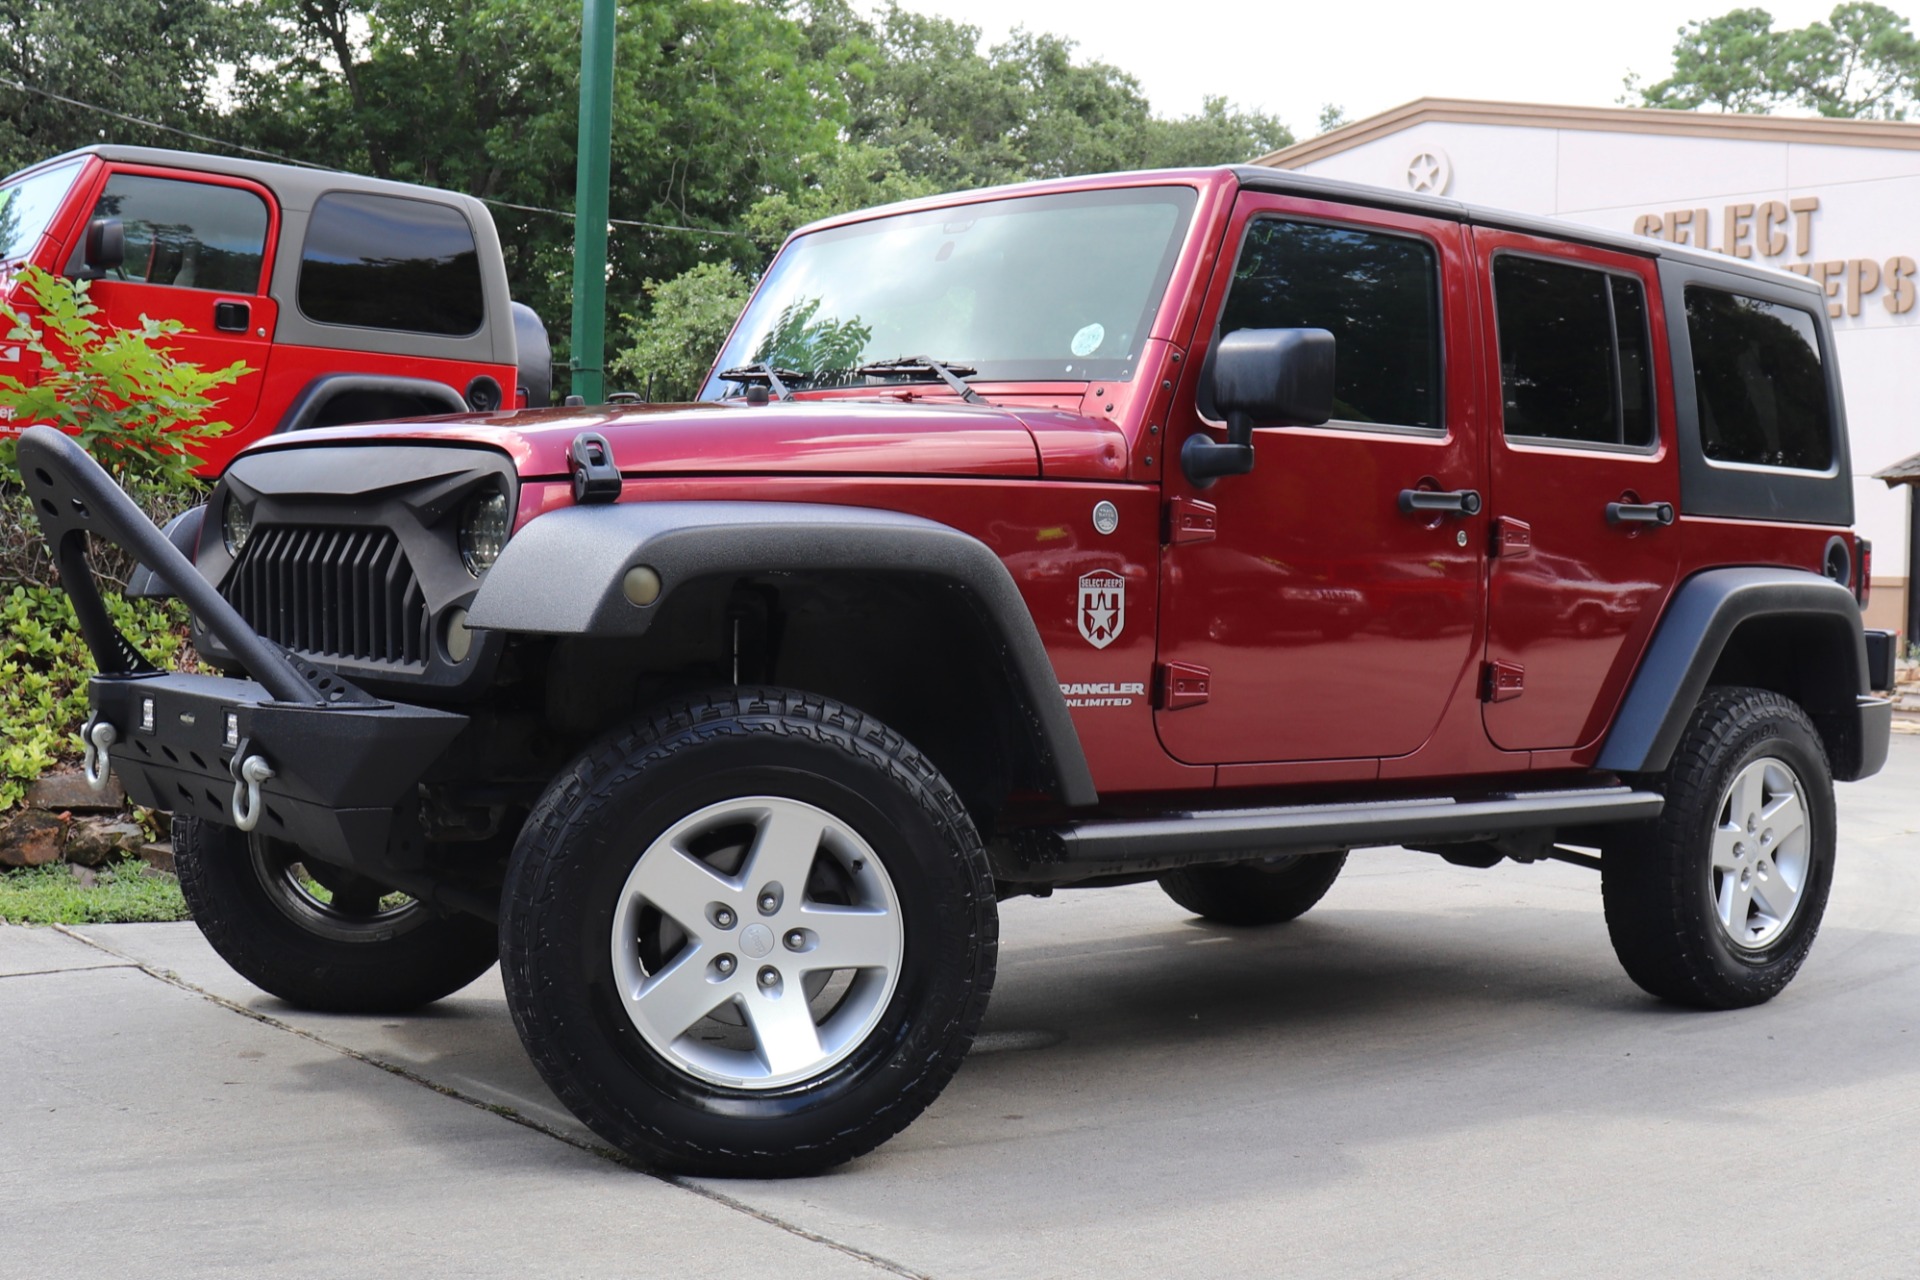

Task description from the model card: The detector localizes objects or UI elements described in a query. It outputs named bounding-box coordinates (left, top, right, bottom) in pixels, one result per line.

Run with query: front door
left=1155, top=196, right=1485, bottom=765
left=1474, top=229, right=1681, bottom=752
left=68, top=167, right=278, bottom=443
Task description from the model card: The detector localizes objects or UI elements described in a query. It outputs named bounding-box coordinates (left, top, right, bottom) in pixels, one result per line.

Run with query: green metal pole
left=569, top=0, right=615, bottom=404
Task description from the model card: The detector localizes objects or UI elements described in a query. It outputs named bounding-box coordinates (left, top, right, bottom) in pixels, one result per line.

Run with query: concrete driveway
left=6, top=737, right=1918, bottom=1279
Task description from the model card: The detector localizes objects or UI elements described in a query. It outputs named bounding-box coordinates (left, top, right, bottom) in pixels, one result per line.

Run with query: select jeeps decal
left=1077, top=570, right=1125, bottom=649
left=1060, top=680, right=1146, bottom=708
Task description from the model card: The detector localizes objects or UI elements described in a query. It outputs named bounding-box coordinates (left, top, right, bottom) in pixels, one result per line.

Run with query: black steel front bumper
left=19, top=427, right=466, bottom=870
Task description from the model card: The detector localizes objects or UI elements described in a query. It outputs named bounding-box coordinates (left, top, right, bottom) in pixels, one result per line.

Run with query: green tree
left=1638, top=4, right=1920, bottom=119
left=0, top=0, right=274, bottom=175
left=236, top=0, right=845, bottom=359
left=608, top=262, right=751, bottom=403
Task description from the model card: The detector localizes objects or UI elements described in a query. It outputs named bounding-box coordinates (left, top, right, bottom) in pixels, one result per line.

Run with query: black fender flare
left=467, top=501, right=1098, bottom=807
left=1597, top=566, right=1886, bottom=781
left=275, top=374, right=468, bottom=434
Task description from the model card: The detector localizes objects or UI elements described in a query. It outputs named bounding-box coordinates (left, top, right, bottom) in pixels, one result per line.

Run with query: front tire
left=172, top=815, right=499, bottom=1012
left=498, top=688, right=996, bottom=1177
left=1602, top=687, right=1836, bottom=1009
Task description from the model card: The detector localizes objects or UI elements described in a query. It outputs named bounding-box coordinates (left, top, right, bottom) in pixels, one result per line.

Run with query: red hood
left=239, top=399, right=1132, bottom=482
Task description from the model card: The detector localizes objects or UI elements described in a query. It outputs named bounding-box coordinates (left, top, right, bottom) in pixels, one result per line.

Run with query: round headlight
left=459, top=491, right=510, bottom=576
left=222, top=497, right=253, bottom=556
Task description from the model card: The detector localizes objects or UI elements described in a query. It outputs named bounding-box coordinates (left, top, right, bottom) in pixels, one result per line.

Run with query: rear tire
left=1601, top=687, right=1835, bottom=1009
left=173, top=815, right=498, bottom=1012
left=1159, top=852, right=1347, bottom=925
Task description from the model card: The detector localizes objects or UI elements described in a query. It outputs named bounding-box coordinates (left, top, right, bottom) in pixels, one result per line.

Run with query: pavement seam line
left=0, top=962, right=139, bottom=979
left=50, top=924, right=933, bottom=1280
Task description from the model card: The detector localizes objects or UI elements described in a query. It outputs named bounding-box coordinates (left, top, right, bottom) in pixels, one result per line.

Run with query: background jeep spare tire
left=498, top=688, right=997, bottom=1176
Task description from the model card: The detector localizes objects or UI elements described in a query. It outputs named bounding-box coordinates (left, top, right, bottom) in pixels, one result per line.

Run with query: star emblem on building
left=1408, top=153, right=1443, bottom=192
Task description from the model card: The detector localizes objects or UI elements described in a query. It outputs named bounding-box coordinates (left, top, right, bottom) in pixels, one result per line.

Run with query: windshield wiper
left=853, top=356, right=985, bottom=405
left=717, top=362, right=802, bottom=401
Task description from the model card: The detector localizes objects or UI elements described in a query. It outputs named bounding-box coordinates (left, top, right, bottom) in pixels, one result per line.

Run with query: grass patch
left=0, top=859, right=187, bottom=925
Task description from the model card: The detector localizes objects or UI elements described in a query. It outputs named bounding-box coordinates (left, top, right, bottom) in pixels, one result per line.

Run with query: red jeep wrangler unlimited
left=0, top=145, right=550, bottom=470
left=22, top=166, right=1898, bottom=1176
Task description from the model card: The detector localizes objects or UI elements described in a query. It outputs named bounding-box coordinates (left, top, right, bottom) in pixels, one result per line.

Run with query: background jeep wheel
left=1159, top=852, right=1348, bottom=925
left=1601, top=687, right=1836, bottom=1009
left=499, top=688, right=996, bottom=1177
left=172, top=815, right=499, bottom=1012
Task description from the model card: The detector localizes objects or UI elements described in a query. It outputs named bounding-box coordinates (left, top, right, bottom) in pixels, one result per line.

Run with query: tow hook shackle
left=82, top=717, right=118, bottom=792
left=230, top=753, right=276, bottom=833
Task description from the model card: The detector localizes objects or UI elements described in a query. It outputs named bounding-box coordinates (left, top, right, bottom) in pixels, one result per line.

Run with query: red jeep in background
left=23, top=164, right=1900, bottom=1177
left=0, top=145, right=550, bottom=470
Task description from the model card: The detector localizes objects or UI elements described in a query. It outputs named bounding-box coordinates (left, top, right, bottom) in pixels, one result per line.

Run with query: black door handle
left=214, top=300, right=250, bottom=332
left=1605, top=501, right=1675, bottom=526
left=1399, top=488, right=1482, bottom=517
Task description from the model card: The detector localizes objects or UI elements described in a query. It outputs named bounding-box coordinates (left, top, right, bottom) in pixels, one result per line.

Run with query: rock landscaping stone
left=0, top=811, right=69, bottom=868
left=65, top=818, right=147, bottom=868
left=24, top=769, right=124, bottom=813
left=138, top=842, right=175, bottom=875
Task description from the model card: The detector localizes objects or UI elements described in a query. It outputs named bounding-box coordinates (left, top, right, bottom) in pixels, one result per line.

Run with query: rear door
left=1155, top=195, right=1485, bottom=765
left=1474, top=229, right=1681, bottom=752
left=67, top=166, right=278, bottom=440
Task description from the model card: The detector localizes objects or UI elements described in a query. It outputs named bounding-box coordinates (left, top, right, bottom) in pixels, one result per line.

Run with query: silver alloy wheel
left=609, top=796, right=904, bottom=1090
left=248, top=837, right=426, bottom=944
left=1710, top=756, right=1812, bottom=951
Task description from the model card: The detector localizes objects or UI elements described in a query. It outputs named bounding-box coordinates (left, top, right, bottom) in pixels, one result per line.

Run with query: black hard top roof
left=1230, top=165, right=1813, bottom=294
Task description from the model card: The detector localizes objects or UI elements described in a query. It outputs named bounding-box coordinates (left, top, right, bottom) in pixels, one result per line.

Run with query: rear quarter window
left=1684, top=287, right=1832, bottom=471
left=298, top=192, right=484, bottom=336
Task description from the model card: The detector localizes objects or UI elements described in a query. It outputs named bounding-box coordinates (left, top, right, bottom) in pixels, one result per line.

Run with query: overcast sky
left=863, top=0, right=1912, bottom=140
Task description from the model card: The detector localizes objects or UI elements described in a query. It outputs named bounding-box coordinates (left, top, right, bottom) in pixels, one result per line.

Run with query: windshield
left=0, top=160, right=85, bottom=266
left=701, top=185, right=1199, bottom=399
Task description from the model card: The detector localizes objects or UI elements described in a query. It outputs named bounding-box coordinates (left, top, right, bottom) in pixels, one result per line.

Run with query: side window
left=1215, top=218, right=1442, bottom=430
left=299, top=192, right=483, bottom=336
left=1492, top=255, right=1656, bottom=448
left=70, top=174, right=269, bottom=293
left=1684, top=287, right=1833, bottom=471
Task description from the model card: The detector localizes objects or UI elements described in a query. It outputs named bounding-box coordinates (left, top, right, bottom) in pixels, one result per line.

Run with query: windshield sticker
left=1071, top=323, right=1105, bottom=357
left=1078, top=570, right=1125, bottom=649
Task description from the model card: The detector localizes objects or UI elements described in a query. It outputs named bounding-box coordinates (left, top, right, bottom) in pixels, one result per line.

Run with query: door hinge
left=1156, top=661, right=1211, bottom=710
left=1489, top=516, right=1532, bottom=559
left=1164, top=496, right=1218, bottom=545
left=1481, top=660, right=1525, bottom=703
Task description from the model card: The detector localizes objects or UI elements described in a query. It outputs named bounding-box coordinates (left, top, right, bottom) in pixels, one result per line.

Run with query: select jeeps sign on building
left=1263, top=98, right=1920, bottom=643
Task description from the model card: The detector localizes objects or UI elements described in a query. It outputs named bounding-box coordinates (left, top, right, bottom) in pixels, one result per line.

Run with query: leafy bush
left=0, top=265, right=240, bottom=490
left=0, top=267, right=238, bottom=811
left=0, top=266, right=239, bottom=590
left=0, top=586, right=190, bottom=810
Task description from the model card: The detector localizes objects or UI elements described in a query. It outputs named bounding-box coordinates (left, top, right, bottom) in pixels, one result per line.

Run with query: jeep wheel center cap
left=739, top=923, right=775, bottom=958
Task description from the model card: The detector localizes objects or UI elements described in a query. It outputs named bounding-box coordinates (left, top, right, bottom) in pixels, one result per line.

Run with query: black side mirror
left=79, top=217, right=125, bottom=278
left=1183, top=327, right=1335, bottom=488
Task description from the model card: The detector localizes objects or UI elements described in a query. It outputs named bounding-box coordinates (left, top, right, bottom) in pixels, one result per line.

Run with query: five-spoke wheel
left=610, top=796, right=904, bottom=1089
left=1603, top=686, right=1836, bottom=1009
left=499, top=688, right=996, bottom=1176
left=1708, top=757, right=1813, bottom=952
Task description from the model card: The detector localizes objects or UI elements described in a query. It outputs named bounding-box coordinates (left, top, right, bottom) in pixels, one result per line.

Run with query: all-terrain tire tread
left=499, top=686, right=997, bottom=1176
left=1601, top=686, right=1834, bottom=1010
left=173, top=814, right=499, bottom=1013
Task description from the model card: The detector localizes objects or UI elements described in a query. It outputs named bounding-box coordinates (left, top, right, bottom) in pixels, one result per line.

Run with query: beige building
left=1262, top=98, right=1920, bottom=645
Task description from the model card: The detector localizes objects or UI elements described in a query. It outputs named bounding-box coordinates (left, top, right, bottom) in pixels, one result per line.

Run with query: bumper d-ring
left=82, top=718, right=118, bottom=792
left=231, top=754, right=276, bottom=833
